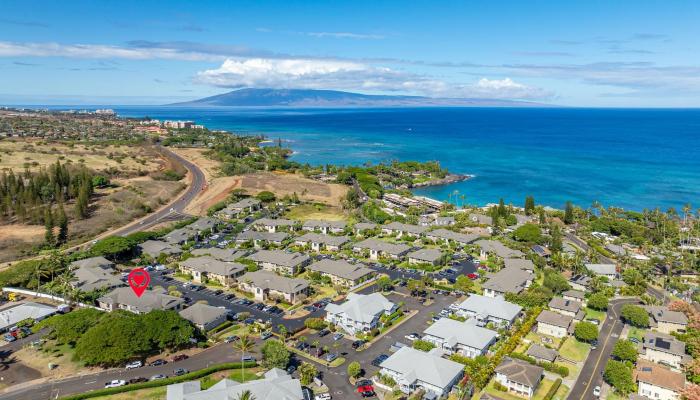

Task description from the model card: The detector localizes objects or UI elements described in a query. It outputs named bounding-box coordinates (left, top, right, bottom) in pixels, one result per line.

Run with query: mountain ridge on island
left=168, top=88, right=550, bottom=107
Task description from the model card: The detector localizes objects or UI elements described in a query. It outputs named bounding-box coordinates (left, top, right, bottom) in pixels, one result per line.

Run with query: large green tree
left=604, top=360, right=635, bottom=395
left=587, top=293, right=609, bottom=311
left=74, top=312, right=151, bottom=366
left=574, top=322, right=599, bottom=342
left=513, top=223, right=542, bottom=243
left=621, top=304, right=650, bottom=327
left=612, top=340, right=638, bottom=363
left=261, top=339, right=290, bottom=370
left=35, top=308, right=104, bottom=346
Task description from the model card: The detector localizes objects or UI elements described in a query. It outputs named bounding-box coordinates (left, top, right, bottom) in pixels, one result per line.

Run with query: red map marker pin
left=128, top=268, right=150, bottom=297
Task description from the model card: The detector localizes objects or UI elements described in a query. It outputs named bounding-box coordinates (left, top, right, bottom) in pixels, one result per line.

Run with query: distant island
left=169, top=88, right=548, bottom=107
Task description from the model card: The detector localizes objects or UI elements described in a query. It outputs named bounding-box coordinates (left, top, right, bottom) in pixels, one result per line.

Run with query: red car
left=357, top=380, right=375, bottom=397
left=171, top=354, right=189, bottom=362
left=467, top=273, right=479, bottom=280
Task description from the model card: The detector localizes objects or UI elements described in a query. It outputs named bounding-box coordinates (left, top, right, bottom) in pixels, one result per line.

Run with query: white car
left=593, top=386, right=601, bottom=397
left=105, top=380, right=126, bottom=388
left=404, top=333, right=420, bottom=341
left=125, top=360, right=143, bottom=369
left=315, top=394, right=332, bottom=400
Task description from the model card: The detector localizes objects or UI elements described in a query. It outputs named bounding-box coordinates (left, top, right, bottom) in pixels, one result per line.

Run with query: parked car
left=128, top=377, right=147, bottom=384
left=149, top=359, right=167, bottom=366
left=125, top=361, right=143, bottom=369
left=325, top=353, right=338, bottom=362
left=629, top=337, right=640, bottom=344
left=318, top=328, right=330, bottom=337
left=593, top=386, right=601, bottom=397
left=351, top=340, right=365, bottom=349
left=3, top=334, right=16, bottom=342
left=225, top=335, right=240, bottom=343
left=260, top=331, right=273, bottom=340
left=296, top=342, right=310, bottom=351
left=149, top=374, right=167, bottom=381
left=104, top=380, right=126, bottom=388
left=172, top=354, right=189, bottom=362
left=213, top=289, right=224, bottom=295
left=371, top=354, right=388, bottom=367
left=467, top=273, right=479, bottom=280
left=173, top=368, right=188, bottom=376
left=315, top=393, right=332, bottom=400
left=332, top=333, right=344, bottom=341
left=404, top=333, right=420, bottom=341
left=241, top=355, right=256, bottom=362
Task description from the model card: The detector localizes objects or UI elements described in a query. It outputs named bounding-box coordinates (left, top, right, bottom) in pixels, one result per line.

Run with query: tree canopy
left=620, top=304, right=650, bottom=328
left=574, top=321, right=599, bottom=342
left=261, top=339, right=290, bottom=370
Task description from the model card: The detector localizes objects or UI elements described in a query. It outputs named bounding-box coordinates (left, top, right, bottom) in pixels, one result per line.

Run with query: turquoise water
left=114, top=107, right=700, bottom=211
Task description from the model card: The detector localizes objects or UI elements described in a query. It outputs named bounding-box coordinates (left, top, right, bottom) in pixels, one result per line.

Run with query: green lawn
left=525, top=332, right=562, bottom=348
left=532, top=378, right=556, bottom=399
left=558, top=337, right=590, bottom=362
left=551, top=383, right=570, bottom=400
left=284, top=204, right=346, bottom=221
left=626, top=326, right=647, bottom=341
left=90, top=387, right=167, bottom=400
left=585, top=307, right=606, bottom=322
left=483, top=380, right=528, bottom=400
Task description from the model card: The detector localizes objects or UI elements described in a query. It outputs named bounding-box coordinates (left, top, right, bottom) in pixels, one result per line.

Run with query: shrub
left=574, top=322, right=599, bottom=343
left=412, top=340, right=436, bottom=352
left=304, top=318, right=327, bottom=330
left=587, top=293, right=609, bottom=311
left=620, top=304, right=650, bottom=328
left=543, top=378, right=562, bottom=400
left=493, top=381, right=508, bottom=392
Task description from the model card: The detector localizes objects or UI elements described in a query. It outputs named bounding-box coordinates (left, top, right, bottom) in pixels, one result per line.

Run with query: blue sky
left=1, top=0, right=699, bottom=106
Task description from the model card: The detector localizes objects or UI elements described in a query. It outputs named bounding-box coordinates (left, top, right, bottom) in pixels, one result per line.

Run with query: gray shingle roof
left=98, top=287, right=184, bottom=313
left=72, top=265, right=124, bottom=292
left=644, top=306, right=689, bottom=325
left=295, top=232, right=350, bottom=247
left=586, top=263, right=617, bottom=276
left=495, top=356, right=544, bottom=387
left=139, top=240, right=182, bottom=258
left=526, top=344, right=558, bottom=363
left=248, top=250, right=310, bottom=268
left=239, top=270, right=309, bottom=295
left=548, top=297, right=583, bottom=314
left=180, top=256, right=246, bottom=276
left=236, top=231, right=289, bottom=242
left=307, top=259, right=374, bottom=281
left=407, top=248, right=443, bottom=263
left=190, top=248, right=248, bottom=262
left=383, top=222, right=427, bottom=236
left=302, top=220, right=346, bottom=229
left=178, top=303, right=227, bottom=327
left=475, top=240, right=524, bottom=258
left=504, top=258, right=535, bottom=271
left=353, top=222, right=378, bottom=231
left=482, top=266, right=532, bottom=295
left=643, top=332, right=686, bottom=357
left=562, top=290, right=585, bottom=300
left=426, top=228, right=481, bottom=244
left=353, top=238, right=411, bottom=256
left=255, top=218, right=294, bottom=227
left=69, top=256, right=113, bottom=270
left=536, top=310, right=573, bottom=328
left=167, top=368, right=303, bottom=400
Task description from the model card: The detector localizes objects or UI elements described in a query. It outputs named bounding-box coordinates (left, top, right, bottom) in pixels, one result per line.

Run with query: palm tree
left=236, top=390, right=256, bottom=400
left=277, top=324, right=288, bottom=344
left=312, top=339, right=321, bottom=357
left=233, top=335, right=255, bottom=381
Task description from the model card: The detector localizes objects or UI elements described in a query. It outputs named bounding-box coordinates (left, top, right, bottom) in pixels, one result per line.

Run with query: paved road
left=564, top=233, right=614, bottom=264
left=114, top=145, right=206, bottom=237
left=646, top=285, right=670, bottom=305
left=0, top=341, right=257, bottom=400
left=568, top=298, right=638, bottom=400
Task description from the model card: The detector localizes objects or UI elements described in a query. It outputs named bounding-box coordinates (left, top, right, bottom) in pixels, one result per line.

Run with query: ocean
left=113, top=106, right=700, bottom=211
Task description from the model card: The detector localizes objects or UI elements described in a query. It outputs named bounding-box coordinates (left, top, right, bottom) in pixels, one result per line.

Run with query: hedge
left=543, top=378, right=562, bottom=400
left=59, top=361, right=256, bottom=400
left=209, top=321, right=234, bottom=334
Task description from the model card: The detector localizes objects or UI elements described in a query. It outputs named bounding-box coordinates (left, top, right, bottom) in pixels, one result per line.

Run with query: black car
left=223, top=294, right=235, bottom=300
left=128, top=377, right=147, bottom=384
left=318, top=328, right=330, bottom=337
left=371, top=354, right=389, bottom=367
left=213, top=289, right=224, bottom=295
left=352, top=340, right=365, bottom=349
left=173, top=368, right=188, bottom=376
left=149, top=359, right=167, bottom=366
left=296, top=342, right=310, bottom=351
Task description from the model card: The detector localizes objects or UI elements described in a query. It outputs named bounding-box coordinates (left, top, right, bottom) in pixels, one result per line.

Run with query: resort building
left=179, top=256, right=246, bottom=287
left=353, top=222, right=378, bottom=235
left=475, top=239, right=524, bottom=259
left=536, top=310, right=573, bottom=338
left=640, top=332, right=689, bottom=370
left=294, top=232, right=350, bottom=252
left=455, top=294, right=522, bottom=328
left=97, top=287, right=184, bottom=314
left=179, top=303, right=228, bottom=331
left=407, top=248, right=444, bottom=266
left=482, top=266, right=533, bottom=298
left=585, top=263, right=618, bottom=279
left=138, top=240, right=182, bottom=259
left=644, top=306, right=688, bottom=334
left=381, top=222, right=427, bottom=238
left=494, top=357, right=544, bottom=398
left=235, top=231, right=289, bottom=247
left=306, top=259, right=374, bottom=287
left=190, top=248, right=248, bottom=262
left=216, top=198, right=261, bottom=219
left=253, top=218, right=295, bottom=233
left=424, top=229, right=481, bottom=247
left=635, top=360, right=686, bottom=400
left=69, top=256, right=123, bottom=292
left=301, top=220, right=346, bottom=234
left=378, top=347, right=464, bottom=398
left=237, top=270, right=309, bottom=304
left=166, top=368, right=303, bottom=400
left=247, top=250, right=310, bottom=275
left=422, top=318, right=498, bottom=358
left=324, top=292, right=396, bottom=335
left=352, top=238, right=411, bottom=260
left=548, top=297, right=585, bottom=320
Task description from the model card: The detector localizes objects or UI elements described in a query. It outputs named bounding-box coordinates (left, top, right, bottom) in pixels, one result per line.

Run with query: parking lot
left=148, top=270, right=323, bottom=332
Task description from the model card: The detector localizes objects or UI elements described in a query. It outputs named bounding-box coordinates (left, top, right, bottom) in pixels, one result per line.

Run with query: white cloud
left=0, top=41, right=223, bottom=61
left=196, top=57, right=551, bottom=100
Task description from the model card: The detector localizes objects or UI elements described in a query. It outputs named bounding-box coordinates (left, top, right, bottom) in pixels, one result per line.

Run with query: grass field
left=558, top=337, right=590, bottom=362
left=585, top=307, right=606, bottom=322
left=90, top=387, right=167, bottom=400
left=626, top=326, right=647, bottom=341
left=285, top=203, right=347, bottom=221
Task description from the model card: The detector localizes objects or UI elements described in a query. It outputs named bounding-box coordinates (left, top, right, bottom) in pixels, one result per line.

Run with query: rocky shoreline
left=409, top=173, right=473, bottom=188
